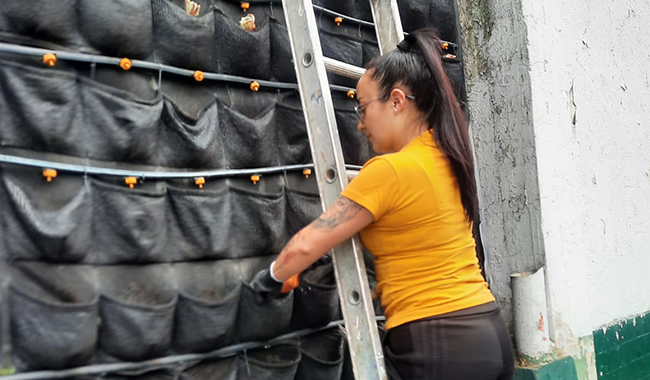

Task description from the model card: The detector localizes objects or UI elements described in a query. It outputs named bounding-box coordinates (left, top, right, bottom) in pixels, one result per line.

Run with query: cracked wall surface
left=458, top=0, right=650, bottom=377
left=456, top=0, right=545, bottom=329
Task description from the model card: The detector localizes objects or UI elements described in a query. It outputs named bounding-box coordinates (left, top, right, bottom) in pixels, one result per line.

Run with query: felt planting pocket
left=167, top=184, right=231, bottom=261
left=291, top=260, right=339, bottom=330
left=90, top=179, right=168, bottom=264
left=269, top=19, right=295, bottom=83
left=442, top=58, right=466, bottom=104
left=152, top=0, right=217, bottom=72
left=0, top=60, right=83, bottom=156
left=237, top=281, right=293, bottom=343
left=179, top=356, right=238, bottom=380
left=173, top=261, right=241, bottom=353
left=333, top=98, right=374, bottom=165
left=228, top=187, right=287, bottom=259
left=285, top=188, right=321, bottom=237
left=237, top=343, right=301, bottom=380
left=319, top=29, right=363, bottom=88
left=97, top=265, right=176, bottom=361
left=427, top=0, right=459, bottom=43
left=80, top=77, right=162, bottom=165
left=0, top=166, right=91, bottom=262
left=362, top=39, right=380, bottom=67
left=0, top=0, right=81, bottom=48
left=78, top=0, right=153, bottom=59
left=214, top=10, right=271, bottom=80
left=397, top=0, right=431, bottom=32
left=276, top=96, right=311, bottom=166
left=158, top=99, right=224, bottom=169
left=99, top=369, right=176, bottom=380
left=220, top=103, right=278, bottom=169
left=295, top=329, right=345, bottom=380
left=9, top=262, right=98, bottom=371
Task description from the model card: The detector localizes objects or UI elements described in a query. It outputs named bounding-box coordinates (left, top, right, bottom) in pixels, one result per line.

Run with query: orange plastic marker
left=42, top=53, right=57, bottom=67
left=43, top=169, right=57, bottom=182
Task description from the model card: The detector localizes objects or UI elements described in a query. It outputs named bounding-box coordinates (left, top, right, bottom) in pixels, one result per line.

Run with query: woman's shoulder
left=363, top=151, right=424, bottom=174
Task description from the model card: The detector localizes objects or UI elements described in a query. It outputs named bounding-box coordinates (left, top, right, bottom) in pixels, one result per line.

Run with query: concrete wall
left=522, top=0, right=650, bottom=338
left=456, top=0, right=545, bottom=328
left=458, top=0, right=650, bottom=360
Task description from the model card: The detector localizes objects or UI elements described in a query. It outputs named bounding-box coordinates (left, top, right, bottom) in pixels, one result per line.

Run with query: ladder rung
left=323, top=57, right=365, bottom=80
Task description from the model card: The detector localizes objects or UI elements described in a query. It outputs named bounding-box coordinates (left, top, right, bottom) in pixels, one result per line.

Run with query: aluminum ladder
left=281, top=1, right=404, bottom=379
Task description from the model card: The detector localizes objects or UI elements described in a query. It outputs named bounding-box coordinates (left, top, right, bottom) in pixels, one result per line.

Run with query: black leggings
left=383, top=302, right=514, bottom=380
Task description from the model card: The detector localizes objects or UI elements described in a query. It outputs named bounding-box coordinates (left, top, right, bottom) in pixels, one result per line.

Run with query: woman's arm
left=271, top=196, right=374, bottom=281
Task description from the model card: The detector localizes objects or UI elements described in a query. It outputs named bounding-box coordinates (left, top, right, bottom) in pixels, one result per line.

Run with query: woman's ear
left=389, top=88, right=407, bottom=112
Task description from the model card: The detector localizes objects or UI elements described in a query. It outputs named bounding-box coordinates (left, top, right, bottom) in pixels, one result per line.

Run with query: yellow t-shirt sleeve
left=341, top=157, right=399, bottom=220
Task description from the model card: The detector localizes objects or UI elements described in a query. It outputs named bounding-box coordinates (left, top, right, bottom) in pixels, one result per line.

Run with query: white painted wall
left=522, top=0, right=650, bottom=340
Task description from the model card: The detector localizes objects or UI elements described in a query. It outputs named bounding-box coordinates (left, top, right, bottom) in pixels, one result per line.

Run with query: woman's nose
left=357, top=119, right=364, bottom=131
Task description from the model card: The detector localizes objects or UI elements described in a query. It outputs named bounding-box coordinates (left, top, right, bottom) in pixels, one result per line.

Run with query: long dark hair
left=366, top=28, right=477, bottom=223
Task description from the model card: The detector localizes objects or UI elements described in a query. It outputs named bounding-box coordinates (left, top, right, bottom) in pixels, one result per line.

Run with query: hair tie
left=397, top=34, right=417, bottom=52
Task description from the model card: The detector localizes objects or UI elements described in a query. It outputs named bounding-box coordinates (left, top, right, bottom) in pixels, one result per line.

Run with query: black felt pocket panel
left=80, top=78, right=162, bottom=165
left=152, top=0, right=217, bottom=72
left=99, top=369, right=176, bottom=380
left=334, top=104, right=374, bottom=165
left=97, top=265, right=176, bottom=361
left=179, top=357, right=238, bottom=380
left=0, top=167, right=91, bottom=262
left=269, top=19, right=295, bottom=83
left=0, top=61, right=83, bottom=156
left=291, top=260, right=339, bottom=330
left=158, top=99, right=224, bottom=169
left=214, top=10, right=271, bottom=80
left=237, top=343, right=301, bottom=380
left=362, top=39, right=380, bottom=67
left=0, top=1, right=80, bottom=48
left=9, top=263, right=98, bottom=371
left=285, top=188, right=321, bottom=237
left=442, top=59, right=466, bottom=103
left=167, top=185, right=231, bottom=261
left=428, top=0, right=459, bottom=43
left=398, top=0, right=431, bottom=32
left=229, top=187, right=287, bottom=258
left=295, top=329, right=345, bottom=380
left=276, top=97, right=311, bottom=166
left=174, top=262, right=241, bottom=353
left=237, top=282, right=293, bottom=343
left=319, top=30, right=363, bottom=88
left=354, top=0, right=374, bottom=22
left=220, top=103, right=278, bottom=169
left=90, top=180, right=168, bottom=264
left=78, top=0, right=153, bottom=59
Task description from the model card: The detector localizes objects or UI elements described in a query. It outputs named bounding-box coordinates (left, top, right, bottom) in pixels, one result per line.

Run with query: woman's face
left=355, top=73, right=396, bottom=153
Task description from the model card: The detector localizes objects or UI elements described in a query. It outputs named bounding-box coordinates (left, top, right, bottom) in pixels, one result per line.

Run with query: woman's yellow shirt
left=341, top=130, right=494, bottom=329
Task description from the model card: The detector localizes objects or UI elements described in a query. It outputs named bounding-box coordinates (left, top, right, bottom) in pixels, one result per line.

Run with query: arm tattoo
left=310, top=197, right=363, bottom=230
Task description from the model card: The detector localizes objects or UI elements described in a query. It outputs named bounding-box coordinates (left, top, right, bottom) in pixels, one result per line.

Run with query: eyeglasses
left=353, top=94, right=416, bottom=120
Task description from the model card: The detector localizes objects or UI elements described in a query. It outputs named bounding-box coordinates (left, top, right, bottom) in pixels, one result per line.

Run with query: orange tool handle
left=281, top=274, right=300, bottom=293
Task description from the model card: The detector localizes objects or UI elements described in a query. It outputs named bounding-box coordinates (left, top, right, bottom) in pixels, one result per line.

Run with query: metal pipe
left=0, top=42, right=360, bottom=93
left=0, top=154, right=362, bottom=179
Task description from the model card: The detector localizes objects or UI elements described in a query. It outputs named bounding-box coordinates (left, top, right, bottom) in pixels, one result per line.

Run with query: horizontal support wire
left=1, top=317, right=386, bottom=380
left=0, top=42, right=354, bottom=94
left=0, top=154, right=363, bottom=179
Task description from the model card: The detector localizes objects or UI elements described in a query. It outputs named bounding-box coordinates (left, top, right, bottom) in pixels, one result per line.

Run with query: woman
left=251, top=28, right=514, bottom=380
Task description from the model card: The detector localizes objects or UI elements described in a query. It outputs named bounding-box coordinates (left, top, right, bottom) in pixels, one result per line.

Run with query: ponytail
left=366, top=28, right=478, bottom=223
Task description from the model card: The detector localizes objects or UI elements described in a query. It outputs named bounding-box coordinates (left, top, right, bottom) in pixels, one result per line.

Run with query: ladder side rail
left=369, top=0, right=404, bottom=54
left=282, top=1, right=387, bottom=379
